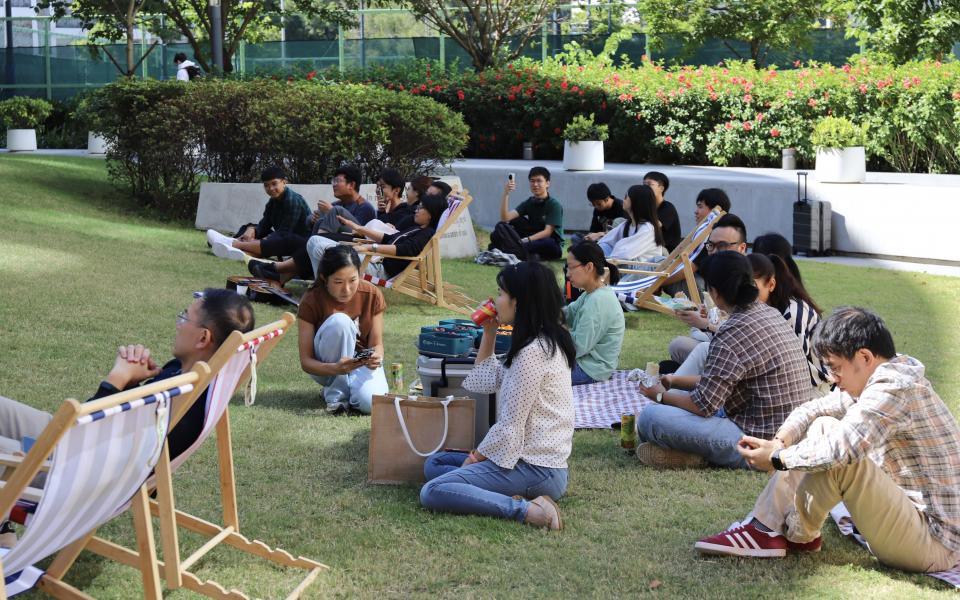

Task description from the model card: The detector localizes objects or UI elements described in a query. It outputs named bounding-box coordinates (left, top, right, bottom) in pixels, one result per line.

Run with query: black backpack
left=186, top=65, right=203, bottom=80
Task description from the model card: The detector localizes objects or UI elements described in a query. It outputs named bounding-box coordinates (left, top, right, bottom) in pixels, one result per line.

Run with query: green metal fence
left=0, top=9, right=882, bottom=100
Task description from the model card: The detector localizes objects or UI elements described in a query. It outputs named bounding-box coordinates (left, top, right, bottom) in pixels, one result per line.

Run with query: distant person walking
left=174, top=52, right=200, bottom=81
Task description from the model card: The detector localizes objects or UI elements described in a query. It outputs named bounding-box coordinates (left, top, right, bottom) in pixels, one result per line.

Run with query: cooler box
left=417, top=355, right=496, bottom=445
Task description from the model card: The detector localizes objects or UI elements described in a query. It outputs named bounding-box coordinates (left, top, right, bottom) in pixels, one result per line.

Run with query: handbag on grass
left=368, top=394, right=475, bottom=485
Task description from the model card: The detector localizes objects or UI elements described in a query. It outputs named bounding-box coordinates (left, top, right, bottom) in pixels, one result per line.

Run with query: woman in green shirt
left=564, top=242, right=626, bottom=385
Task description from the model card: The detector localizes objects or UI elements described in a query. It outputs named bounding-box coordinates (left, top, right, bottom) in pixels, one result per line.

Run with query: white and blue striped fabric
left=3, top=388, right=175, bottom=596
left=610, top=210, right=721, bottom=305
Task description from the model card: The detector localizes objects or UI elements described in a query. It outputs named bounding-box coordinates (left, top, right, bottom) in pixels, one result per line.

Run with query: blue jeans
left=523, top=237, right=562, bottom=260
left=420, top=452, right=568, bottom=522
left=310, top=313, right=388, bottom=413
left=636, top=404, right=750, bottom=469
left=571, top=362, right=597, bottom=386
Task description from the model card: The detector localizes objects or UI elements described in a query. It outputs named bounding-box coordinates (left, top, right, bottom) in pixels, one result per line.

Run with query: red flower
left=571, top=85, right=580, bottom=93
left=743, top=94, right=753, bottom=103
left=953, top=91, right=960, bottom=100
left=786, top=90, right=795, bottom=98
left=859, top=84, right=868, bottom=94
left=807, top=98, right=817, bottom=107
left=793, top=60, right=801, bottom=67
left=770, top=128, right=781, bottom=137
left=560, top=80, right=569, bottom=91
left=554, top=127, right=562, bottom=134
left=533, top=119, right=541, bottom=128
left=495, top=73, right=502, bottom=81
left=399, top=84, right=405, bottom=91
left=579, top=90, right=585, bottom=96
left=664, top=135, right=673, bottom=145
left=742, top=121, right=752, bottom=131
left=756, top=112, right=764, bottom=122
left=457, top=89, right=465, bottom=101
left=306, top=70, right=317, bottom=81
left=507, top=94, right=516, bottom=101
left=419, top=84, right=427, bottom=92
left=544, top=80, right=552, bottom=89
left=724, top=121, right=732, bottom=130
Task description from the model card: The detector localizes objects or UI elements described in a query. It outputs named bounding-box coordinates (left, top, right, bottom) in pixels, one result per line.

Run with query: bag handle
left=394, top=395, right=454, bottom=458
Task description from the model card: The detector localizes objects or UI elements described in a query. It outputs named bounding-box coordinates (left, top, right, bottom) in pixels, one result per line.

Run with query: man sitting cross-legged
left=489, top=166, right=564, bottom=261
left=696, top=307, right=960, bottom=572
left=207, top=166, right=311, bottom=262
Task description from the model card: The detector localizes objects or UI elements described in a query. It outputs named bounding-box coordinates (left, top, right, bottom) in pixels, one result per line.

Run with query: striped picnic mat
left=573, top=370, right=654, bottom=429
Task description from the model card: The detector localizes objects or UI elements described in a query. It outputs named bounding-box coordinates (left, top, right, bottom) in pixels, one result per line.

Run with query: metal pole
left=541, top=20, right=547, bottom=62
left=337, top=23, right=344, bottom=72
left=209, top=0, right=223, bottom=72
left=4, top=2, right=14, bottom=99
left=140, top=21, right=147, bottom=78
left=359, top=1, right=365, bottom=71
left=44, top=18, right=51, bottom=99
left=439, top=31, right=445, bottom=69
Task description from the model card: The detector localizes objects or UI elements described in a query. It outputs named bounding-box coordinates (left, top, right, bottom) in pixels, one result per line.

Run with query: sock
left=749, top=518, right=774, bottom=533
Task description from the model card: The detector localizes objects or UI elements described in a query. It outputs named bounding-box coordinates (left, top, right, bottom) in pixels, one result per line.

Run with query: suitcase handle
left=394, top=395, right=454, bottom=457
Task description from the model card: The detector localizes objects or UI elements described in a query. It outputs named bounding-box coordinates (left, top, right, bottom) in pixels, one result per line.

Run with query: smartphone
left=507, top=173, right=515, bottom=182
left=353, top=348, right=374, bottom=361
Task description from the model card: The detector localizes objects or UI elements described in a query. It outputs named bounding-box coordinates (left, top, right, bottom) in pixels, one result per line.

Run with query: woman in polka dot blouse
left=419, top=262, right=576, bottom=530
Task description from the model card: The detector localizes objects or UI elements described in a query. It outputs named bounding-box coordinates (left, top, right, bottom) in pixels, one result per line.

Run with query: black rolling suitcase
left=793, top=172, right=832, bottom=256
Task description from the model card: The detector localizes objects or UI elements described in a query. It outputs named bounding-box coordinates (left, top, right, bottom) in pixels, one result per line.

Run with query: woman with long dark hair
left=597, top=184, right=665, bottom=262
left=565, top=241, right=625, bottom=385
left=637, top=251, right=814, bottom=469
left=296, top=245, right=388, bottom=414
left=752, top=232, right=804, bottom=284
left=420, top=262, right=576, bottom=530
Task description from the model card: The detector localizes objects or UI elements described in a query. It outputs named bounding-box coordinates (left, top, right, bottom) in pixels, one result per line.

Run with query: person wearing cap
left=636, top=251, right=814, bottom=469
left=570, top=182, right=626, bottom=247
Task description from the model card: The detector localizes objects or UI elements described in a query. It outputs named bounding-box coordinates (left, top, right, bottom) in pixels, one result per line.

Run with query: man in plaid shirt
left=696, top=307, right=960, bottom=572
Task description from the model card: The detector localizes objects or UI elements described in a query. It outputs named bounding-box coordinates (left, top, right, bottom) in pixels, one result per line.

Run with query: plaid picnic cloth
left=830, top=502, right=960, bottom=589
left=573, top=370, right=654, bottom=429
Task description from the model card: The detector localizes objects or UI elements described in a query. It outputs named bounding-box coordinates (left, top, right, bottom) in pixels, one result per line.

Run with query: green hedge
left=326, top=54, right=960, bottom=174
left=87, top=79, right=468, bottom=218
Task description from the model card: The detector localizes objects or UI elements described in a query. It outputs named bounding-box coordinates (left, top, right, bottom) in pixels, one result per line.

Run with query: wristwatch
left=771, top=449, right=788, bottom=471
left=372, top=243, right=379, bottom=252
left=655, top=392, right=663, bottom=404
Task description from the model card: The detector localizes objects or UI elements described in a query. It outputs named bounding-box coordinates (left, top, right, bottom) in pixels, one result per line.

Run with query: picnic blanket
left=573, top=369, right=653, bottom=429
left=830, top=502, right=960, bottom=589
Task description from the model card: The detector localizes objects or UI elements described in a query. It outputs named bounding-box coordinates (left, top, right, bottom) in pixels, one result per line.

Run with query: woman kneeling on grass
left=564, top=241, right=625, bottom=385
left=419, top=261, right=575, bottom=530
left=296, top=245, right=388, bottom=415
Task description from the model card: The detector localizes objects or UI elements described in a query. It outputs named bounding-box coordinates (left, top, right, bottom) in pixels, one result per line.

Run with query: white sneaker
left=212, top=241, right=247, bottom=261
left=206, top=229, right=234, bottom=248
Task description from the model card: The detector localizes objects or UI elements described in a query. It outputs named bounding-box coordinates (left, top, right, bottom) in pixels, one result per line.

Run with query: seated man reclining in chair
left=0, top=289, right=255, bottom=545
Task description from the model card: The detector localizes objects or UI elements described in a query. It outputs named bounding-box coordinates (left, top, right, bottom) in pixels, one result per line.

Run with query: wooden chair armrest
left=0, top=452, right=51, bottom=473
left=355, top=251, right=423, bottom=262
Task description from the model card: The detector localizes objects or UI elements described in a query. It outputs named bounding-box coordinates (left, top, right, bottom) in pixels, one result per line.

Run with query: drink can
left=390, top=363, right=404, bottom=394
left=470, top=298, right=498, bottom=326
left=620, top=414, right=637, bottom=453
left=708, top=306, right=721, bottom=326
left=645, top=361, right=659, bottom=378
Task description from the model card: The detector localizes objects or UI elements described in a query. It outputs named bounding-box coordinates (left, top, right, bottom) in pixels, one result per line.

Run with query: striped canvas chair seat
left=2, top=383, right=188, bottom=596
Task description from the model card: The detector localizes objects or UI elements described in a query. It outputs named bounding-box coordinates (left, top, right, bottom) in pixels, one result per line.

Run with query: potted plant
left=0, top=96, right=53, bottom=152
left=75, top=95, right=108, bottom=155
left=811, top=116, right=867, bottom=183
left=562, top=113, right=608, bottom=171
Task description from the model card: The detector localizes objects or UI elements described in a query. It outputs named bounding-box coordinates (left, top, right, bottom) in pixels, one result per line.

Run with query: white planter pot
left=6, top=129, right=37, bottom=152
left=815, top=146, right=865, bottom=183
left=87, top=132, right=108, bottom=154
left=563, top=140, right=604, bottom=171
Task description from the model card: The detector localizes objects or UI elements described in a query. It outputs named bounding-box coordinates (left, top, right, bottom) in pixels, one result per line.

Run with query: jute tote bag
left=368, top=394, right=475, bottom=484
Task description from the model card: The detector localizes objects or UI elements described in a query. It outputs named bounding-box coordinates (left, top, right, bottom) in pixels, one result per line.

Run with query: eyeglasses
left=330, top=177, right=346, bottom=185
left=567, top=262, right=586, bottom=271
left=176, top=309, right=208, bottom=330
left=705, top=240, right=739, bottom=252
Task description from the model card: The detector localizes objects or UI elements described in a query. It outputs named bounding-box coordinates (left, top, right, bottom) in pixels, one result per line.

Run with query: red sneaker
left=787, top=536, right=822, bottom=553
left=695, top=524, right=788, bottom=558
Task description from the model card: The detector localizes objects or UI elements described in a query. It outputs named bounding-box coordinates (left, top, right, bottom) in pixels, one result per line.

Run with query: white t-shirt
left=176, top=60, right=196, bottom=82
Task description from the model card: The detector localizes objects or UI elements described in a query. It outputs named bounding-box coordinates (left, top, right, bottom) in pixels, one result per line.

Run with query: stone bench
left=195, top=176, right=479, bottom=258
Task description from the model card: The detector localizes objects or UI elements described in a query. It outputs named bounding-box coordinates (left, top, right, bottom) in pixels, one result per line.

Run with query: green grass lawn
left=2, top=155, right=959, bottom=599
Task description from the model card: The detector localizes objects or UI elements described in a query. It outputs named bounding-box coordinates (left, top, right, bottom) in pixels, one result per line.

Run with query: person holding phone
left=489, top=166, right=564, bottom=260
left=297, top=245, right=388, bottom=415
left=419, top=261, right=575, bottom=530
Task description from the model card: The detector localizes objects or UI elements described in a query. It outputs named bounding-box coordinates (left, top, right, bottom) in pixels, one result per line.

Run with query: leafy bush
left=563, top=114, right=609, bottom=142
left=810, top=116, right=867, bottom=150
left=38, top=97, right=87, bottom=149
left=328, top=53, right=960, bottom=173
left=88, top=79, right=468, bottom=219
left=0, top=96, right=53, bottom=129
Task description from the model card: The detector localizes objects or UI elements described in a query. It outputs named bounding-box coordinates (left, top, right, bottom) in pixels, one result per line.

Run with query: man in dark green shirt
left=491, top=166, right=564, bottom=260
left=207, top=166, right=311, bottom=262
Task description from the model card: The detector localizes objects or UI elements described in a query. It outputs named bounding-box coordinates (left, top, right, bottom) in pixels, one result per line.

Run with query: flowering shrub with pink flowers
left=329, top=55, right=960, bottom=173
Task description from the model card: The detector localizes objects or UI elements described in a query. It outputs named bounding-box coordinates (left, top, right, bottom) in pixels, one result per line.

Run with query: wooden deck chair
left=608, top=207, right=725, bottom=315
left=0, top=371, right=204, bottom=599
left=358, top=191, right=477, bottom=316
left=79, top=314, right=327, bottom=600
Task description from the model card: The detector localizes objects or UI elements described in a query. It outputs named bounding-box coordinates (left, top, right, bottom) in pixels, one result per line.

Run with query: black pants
left=259, top=231, right=314, bottom=279
left=489, top=217, right=563, bottom=261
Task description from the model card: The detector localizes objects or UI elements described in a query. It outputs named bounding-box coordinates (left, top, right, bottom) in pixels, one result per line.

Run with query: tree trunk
left=125, top=1, right=136, bottom=76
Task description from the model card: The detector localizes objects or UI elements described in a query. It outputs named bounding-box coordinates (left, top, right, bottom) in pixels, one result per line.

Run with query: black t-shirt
left=658, top=200, right=682, bottom=252
left=589, top=198, right=627, bottom=234
left=378, top=202, right=414, bottom=228
left=382, top=226, right=435, bottom=278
